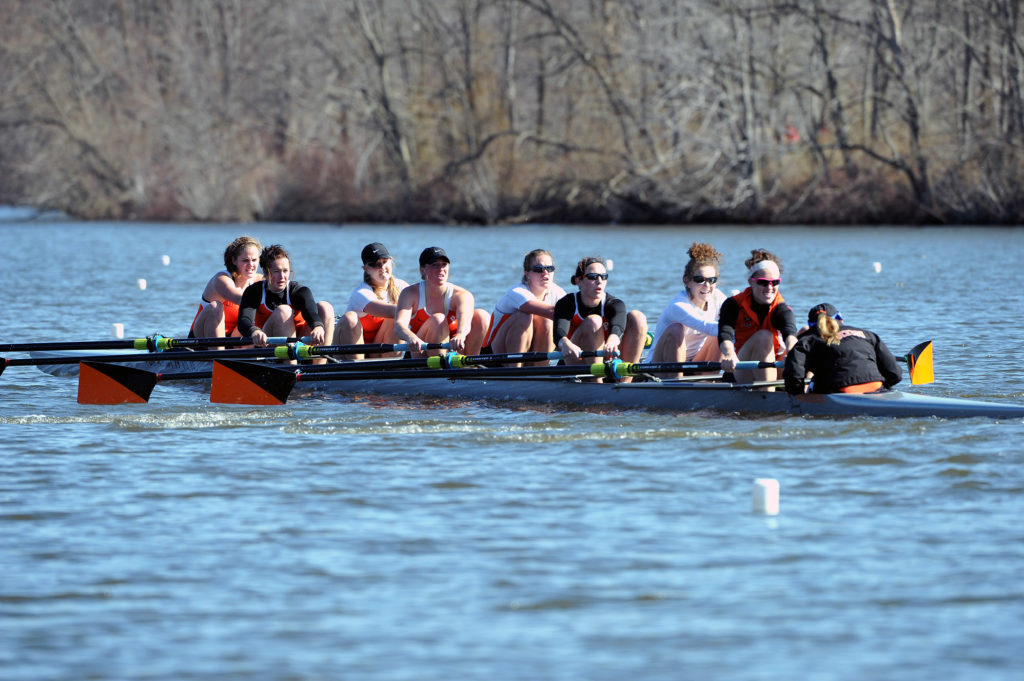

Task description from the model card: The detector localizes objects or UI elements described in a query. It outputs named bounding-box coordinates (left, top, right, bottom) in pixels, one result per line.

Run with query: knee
left=473, top=309, right=490, bottom=330
left=341, top=311, right=360, bottom=329
left=319, top=301, right=335, bottom=319
left=627, top=310, right=648, bottom=334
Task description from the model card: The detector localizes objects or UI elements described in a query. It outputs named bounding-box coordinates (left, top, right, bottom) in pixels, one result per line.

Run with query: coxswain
left=783, top=303, right=902, bottom=394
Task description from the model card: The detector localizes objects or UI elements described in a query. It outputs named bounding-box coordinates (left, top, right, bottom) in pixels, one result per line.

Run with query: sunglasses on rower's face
left=529, top=265, right=556, bottom=273
left=691, top=275, right=718, bottom=284
left=753, top=278, right=782, bottom=287
left=583, top=272, right=609, bottom=281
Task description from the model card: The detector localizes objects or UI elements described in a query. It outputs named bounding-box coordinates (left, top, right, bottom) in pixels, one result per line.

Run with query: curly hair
left=570, top=255, right=607, bottom=285
left=744, top=248, right=784, bottom=276
left=683, top=242, right=723, bottom=282
left=223, top=235, right=263, bottom=274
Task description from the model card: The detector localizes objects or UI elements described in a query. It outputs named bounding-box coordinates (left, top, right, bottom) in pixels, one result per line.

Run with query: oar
left=210, top=358, right=783, bottom=405
left=0, top=334, right=304, bottom=353
left=75, top=348, right=602, bottom=404
left=0, top=341, right=449, bottom=377
left=903, top=340, right=933, bottom=385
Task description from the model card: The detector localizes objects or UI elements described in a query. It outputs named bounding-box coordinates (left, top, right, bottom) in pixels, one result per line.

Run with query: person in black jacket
left=783, top=303, right=902, bottom=395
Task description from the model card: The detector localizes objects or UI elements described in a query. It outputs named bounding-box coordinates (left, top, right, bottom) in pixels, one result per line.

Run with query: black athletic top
left=783, top=324, right=903, bottom=394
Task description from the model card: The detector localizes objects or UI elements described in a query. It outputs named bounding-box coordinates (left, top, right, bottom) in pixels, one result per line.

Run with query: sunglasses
left=529, top=265, right=556, bottom=273
left=691, top=275, right=718, bottom=284
left=753, top=278, right=781, bottom=287
left=582, top=272, right=609, bottom=281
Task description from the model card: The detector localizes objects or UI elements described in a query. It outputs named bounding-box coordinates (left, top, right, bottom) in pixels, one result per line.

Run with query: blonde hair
left=815, top=313, right=842, bottom=346
left=364, top=264, right=401, bottom=303
left=223, top=235, right=262, bottom=274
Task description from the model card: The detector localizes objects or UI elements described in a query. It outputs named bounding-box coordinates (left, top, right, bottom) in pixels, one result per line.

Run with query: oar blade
left=906, top=340, right=934, bottom=385
left=210, top=360, right=296, bottom=405
left=78, top=361, right=156, bottom=404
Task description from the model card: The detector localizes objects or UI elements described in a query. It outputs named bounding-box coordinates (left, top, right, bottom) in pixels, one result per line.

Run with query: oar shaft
left=0, top=335, right=302, bottom=352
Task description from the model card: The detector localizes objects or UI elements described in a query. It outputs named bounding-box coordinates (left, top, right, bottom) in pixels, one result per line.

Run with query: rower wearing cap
left=334, top=242, right=410, bottom=358
left=783, top=303, right=902, bottom=394
left=237, top=244, right=335, bottom=362
left=394, top=246, right=490, bottom=356
left=718, top=248, right=797, bottom=388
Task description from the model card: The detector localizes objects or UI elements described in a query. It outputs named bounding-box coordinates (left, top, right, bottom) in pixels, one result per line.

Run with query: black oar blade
left=210, top=360, right=296, bottom=405
left=78, top=361, right=157, bottom=404
left=906, top=340, right=934, bottom=385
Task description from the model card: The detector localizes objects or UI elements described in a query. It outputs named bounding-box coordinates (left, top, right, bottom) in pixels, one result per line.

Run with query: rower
left=718, top=248, right=797, bottom=389
left=188, top=235, right=263, bottom=339
left=236, top=244, right=335, bottom=362
left=783, top=303, right=903, bottom=394
left=394, top=247, right=489, bottom=356
left=334, top=242, right=410, bottom=359
left=553, top=256, right=647, bottom=382
left=647, top=242, right=726, bottom=377
left=482, top=249, right=567, bottom=363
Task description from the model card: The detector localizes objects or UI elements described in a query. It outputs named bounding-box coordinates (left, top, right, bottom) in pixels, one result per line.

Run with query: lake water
left=2, top=221, right=1023, bottom=680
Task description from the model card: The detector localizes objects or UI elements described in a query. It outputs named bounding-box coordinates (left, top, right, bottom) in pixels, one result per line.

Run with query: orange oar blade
left=78, top=361, right=156, bottom=404
left=210, top=360, right=295, bottom=405
left=906, top=340, right=934, bottom=385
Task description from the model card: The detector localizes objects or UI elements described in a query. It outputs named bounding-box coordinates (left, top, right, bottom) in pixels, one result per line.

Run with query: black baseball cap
left=807, top=302, right=843, bottom=325
left=419, top=246, right=450, bottom=266
left=361, top=242, right=390, bottom=265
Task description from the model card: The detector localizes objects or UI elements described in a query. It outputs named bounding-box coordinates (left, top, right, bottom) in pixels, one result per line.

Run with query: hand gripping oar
left=209, top=357, right=779, bottom=405
left=0, top=334, right=305, bottom=353
left=0, top=341, right=449, bottom=377
left=76, top=348, right=599, bottom=404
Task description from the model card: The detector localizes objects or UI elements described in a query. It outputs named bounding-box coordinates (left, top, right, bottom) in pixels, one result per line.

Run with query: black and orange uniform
left=718, top=289, right=796, bottom=356
left=237, top=280, right=324, bottom=337
left=553, top=292, right=627, bottom=346
left=783, top=325, right=902, bottom=394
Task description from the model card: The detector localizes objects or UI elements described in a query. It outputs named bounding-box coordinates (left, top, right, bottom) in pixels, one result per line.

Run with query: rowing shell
left=279, top=372, right=1024, bottom=419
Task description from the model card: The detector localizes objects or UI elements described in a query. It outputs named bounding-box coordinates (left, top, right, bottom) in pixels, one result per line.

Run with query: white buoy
left=873, top=261, right=882, bottom=273
left=161, top=254, right=171, bottom=266
left=752, top=478, right=780, bottom=515
left=605, top=258, right=614, bottom=271
left=137, top=278, right=147, bottom=290
left=111, top=323, right=124, bottom=339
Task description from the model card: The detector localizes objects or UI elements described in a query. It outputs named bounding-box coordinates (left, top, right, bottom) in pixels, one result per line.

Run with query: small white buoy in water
left=162, top=254, right=171, bottom=266
left=111, top=323, right=124, bottom=339
left=752, top=478, right=780, bottom=515
left=605, top=258, right=614, bottom=271
left=137, top=278, right=147, bottom=290
left=873, top=261, right=882, bottom=273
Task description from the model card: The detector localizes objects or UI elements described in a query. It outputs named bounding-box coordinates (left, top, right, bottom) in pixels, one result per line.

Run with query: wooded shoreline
left=2, top=1, right=1023, bottom=225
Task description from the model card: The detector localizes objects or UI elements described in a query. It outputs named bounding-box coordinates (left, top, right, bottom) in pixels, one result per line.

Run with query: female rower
left=394, top=246, right=490, bottom=356
left=483, top=249, right=567, bottom=356
left=783, top=303, right=902, bottom=394
left=334, top=242, right=410, bottom=358
left=553, top=256, right=647, bottom=381
left=189, top=235, right=263, bottom=338
left=237, top=244, right=335, bottom=360
left=647, top=242, right=726, bottom=375
left=718, top=248, right=798, bottom=388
